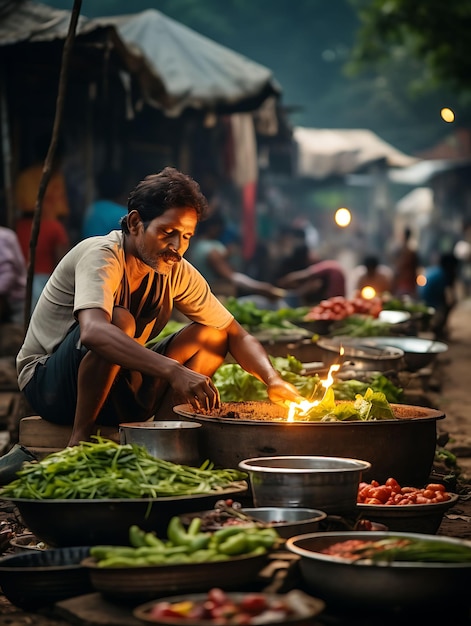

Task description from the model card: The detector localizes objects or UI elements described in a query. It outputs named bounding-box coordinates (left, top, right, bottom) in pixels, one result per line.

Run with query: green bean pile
left=0, top=437, right=247, bottom=500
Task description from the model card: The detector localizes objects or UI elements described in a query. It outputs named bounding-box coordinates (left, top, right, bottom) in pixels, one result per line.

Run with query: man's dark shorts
left=22, top=324, right=184, bottom=426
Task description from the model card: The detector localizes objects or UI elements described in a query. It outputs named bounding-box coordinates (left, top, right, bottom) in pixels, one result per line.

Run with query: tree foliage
left=348, top=0, right=471, bottom=98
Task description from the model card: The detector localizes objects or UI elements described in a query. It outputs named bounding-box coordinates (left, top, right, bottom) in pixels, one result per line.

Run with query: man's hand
left=171, top=365, right=220, bottom=412
left=266, top=378, right=305, bottom=407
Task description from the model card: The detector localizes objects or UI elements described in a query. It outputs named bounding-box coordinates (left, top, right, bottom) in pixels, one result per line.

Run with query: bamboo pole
left=24, top=0, right=82, bottom=332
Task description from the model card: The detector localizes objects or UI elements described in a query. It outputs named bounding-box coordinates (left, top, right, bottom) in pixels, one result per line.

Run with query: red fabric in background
left=242, top=181, right=257, bottom=261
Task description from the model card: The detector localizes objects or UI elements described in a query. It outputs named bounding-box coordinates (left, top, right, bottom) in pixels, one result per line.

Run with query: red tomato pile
left=357, top=478, right=451, bottom=505
left=146, top=588, right=296, bottom=624
left=305, top=295, right=383, bottom=321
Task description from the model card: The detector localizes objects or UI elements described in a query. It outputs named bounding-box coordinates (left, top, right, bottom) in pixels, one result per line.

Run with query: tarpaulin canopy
left=294, top=127, right=418, bottom=180
left=94, top=10, right=282, bottom=116
left=0, top=0, right=281, bottom=116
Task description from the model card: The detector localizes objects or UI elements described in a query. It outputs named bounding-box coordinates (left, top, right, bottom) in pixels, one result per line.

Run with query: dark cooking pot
left=173, top=402, right=445, bottom=487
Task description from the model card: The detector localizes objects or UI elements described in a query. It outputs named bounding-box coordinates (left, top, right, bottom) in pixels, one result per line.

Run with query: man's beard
left=136, top=241, right=181, bottom=273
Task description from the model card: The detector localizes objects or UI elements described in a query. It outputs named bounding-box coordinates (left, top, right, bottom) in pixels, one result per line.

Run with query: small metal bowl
left=119, top=420, right=202, bottom=465
left=239, top=456, right=371, bottom=515
left=181, top=507, right=328, bottom=539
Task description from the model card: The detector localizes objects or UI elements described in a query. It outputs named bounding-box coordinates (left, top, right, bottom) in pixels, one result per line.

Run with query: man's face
left=134, top=206, right=198, bottom=274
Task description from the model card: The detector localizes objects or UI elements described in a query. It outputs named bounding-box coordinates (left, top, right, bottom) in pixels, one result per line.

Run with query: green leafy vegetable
left=0, top=437, right=246, bottom=500
left=223, top=297, right=309, bottom=331
left=353, top=388, right=395, bottom=421
left=329, top=315, right=393, bottom=337
left=213, top=357, right=403, bottom=406
left=145, top=320, right=186, bottom=347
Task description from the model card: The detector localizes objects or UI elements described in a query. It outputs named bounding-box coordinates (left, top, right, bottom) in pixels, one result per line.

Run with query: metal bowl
left=238, top=456, right=371, bottom=515
left=133, top=590, right=325, bottom=626
left=356, top=492, right=460, bottom=534
left=0, top=546, right=92, bottom=610
left=316, top=336, right=405, bottom=372
left=1, top=482, right=248, bottom=547
left=181, top=507, right=328, bottom=539
left=119, top=420, right=201, bottom=465
left=340, top=336, right=448, bottom=371
left=378, top=310, right=411, bottom=324
left=286, top=531, right=471, bottom=611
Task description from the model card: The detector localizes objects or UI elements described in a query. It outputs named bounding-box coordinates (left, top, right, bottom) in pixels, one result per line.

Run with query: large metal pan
left=173, top=402, right=445, bottom=487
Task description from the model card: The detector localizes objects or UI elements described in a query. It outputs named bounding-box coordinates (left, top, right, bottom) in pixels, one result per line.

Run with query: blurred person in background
left=418, top=252, right=459, bottom=340
left=14, top=133, right=70, bottom=222
left=189, top=211, right=287, bottom=307
left=392, top=226, right=420, bottom=299
left=0, top=227, right=27, bottom=325
left=82, top=168, right=128, bottom=238
left=277, top=258, right=346, bottom=306
left=453, top=221, right=471, bottom=297
left=15, top=212, right=70, bottom=312
left=352, top=254, right=393, bottom=298
left=14, top=134, right=71, bottom=310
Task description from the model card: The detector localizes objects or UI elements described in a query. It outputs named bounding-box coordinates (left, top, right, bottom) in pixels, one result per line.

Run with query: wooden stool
left=18, top=416, right=120, bottom=459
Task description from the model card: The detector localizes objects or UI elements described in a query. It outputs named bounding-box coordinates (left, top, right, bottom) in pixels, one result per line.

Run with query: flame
left=286, top=362, right=341, bottom=422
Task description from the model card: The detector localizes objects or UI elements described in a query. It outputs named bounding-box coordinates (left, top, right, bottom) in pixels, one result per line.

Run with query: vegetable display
left=320, top=537, right=471, bottom=563
left=89, top=518, right=281, bottom=567
left=141, top=588, right=301, bottom=624
left=328, top=315, right=393, bottom=337
left=382, top=298, right=431, bottom=315
left=213, top=355, right=403, bottom=404
left=223, top=297, right=309, bottom=332
left=0, top=437, right=246, bottom=500
left=304, top=296, right=383, bottom=321
left=358, top=478, right=452, bottom=505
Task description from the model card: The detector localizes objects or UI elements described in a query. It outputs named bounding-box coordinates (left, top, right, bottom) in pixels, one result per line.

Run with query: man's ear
left=127, top=210, right=142, bottom=234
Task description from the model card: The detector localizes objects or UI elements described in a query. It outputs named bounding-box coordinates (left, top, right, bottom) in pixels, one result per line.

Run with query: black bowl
left=1, top=482, right=248, bottom=547
left=0, top=546, right=92, bottom=610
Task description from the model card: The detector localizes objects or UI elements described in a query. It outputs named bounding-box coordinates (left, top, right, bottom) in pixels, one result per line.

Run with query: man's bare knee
left=111, top=307, right=135, bottom=337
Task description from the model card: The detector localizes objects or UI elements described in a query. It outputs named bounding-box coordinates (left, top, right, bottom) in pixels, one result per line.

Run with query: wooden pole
left=24, top=0, right=82, bottom=332
left=0, top=68, right=13, bottom=229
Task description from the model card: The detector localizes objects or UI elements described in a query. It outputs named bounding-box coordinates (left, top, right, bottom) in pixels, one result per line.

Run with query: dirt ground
left=0, top=297, right=471, bottom=624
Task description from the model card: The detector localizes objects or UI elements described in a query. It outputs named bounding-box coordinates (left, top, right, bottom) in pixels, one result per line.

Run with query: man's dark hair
left=363, top=255, right=380, bottom=271
left=122, top=167, right=209, bottom=232
left=195, top=211, right=226, bottom=236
